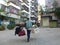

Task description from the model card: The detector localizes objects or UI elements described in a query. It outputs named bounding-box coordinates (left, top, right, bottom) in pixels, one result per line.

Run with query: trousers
left=27, top=30, right=31, bottom=41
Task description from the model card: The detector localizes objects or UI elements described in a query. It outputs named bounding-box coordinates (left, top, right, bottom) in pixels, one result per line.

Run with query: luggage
left=15, top=26, right=21, bottom=35
left=15, top=26, right=26, bottom=36
left=18, top=30, right=26, bottom=36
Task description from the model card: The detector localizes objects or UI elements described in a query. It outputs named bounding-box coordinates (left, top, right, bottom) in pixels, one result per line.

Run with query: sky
left=27, top=0, right=45, bottom=6
left=38, top=0, right=45, bottom=6
left=0, top=0, right=45, bottom=6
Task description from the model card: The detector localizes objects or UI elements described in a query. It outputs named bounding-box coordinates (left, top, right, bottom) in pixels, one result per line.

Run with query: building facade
left=19, top=0, right=38, bottom=23
left=7, top=0, right=21, bottom=24
left=30, top=0, right=38, bottom=23
left=0, top=0, right=21, bottom=28
left=20, top=0, right=29, bottom=22
left=0, top=0, right=38, bottom=29
left=41, top=0, right=60, bottom=27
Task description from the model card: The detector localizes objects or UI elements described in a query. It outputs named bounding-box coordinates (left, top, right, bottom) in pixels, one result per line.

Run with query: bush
left=49, top=21, right=57, bottom=28
left=7, top=24, right=16, bottom=30
left=0, top=25, right=5, bottom=31
left=55, top=7, right=60, bottom=19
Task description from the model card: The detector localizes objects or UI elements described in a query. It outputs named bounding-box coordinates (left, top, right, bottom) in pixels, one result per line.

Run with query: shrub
left=49, top=21, right=57, bottom=28
left=0, top=25, right=5, bottom=31
left=7, top=24, right=16, bottom=30
left=55, top=7, right=60, bottom=19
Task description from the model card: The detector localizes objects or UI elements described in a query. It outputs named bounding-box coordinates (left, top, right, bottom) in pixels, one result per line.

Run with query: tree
left=40, top=6, right=44, bottom=15
left=52, top=0, right=60, bottom=19
left=54, top=7, right=60, bottom=19
left=52, top=0, right=58, bottom=9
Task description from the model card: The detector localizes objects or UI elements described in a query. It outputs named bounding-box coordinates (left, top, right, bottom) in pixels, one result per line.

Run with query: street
left=0, top=28, right=60, bottom=45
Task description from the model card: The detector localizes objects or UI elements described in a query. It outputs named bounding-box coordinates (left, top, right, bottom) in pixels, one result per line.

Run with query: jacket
left=26, top=20, right=32, bottom=29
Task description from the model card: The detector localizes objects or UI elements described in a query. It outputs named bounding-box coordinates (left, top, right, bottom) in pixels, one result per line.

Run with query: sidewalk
left=0, top=28, right=60, bottom=45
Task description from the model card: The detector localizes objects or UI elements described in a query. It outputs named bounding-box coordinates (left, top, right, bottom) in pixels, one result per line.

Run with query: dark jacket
left=15, top=26, right=22, bottom=35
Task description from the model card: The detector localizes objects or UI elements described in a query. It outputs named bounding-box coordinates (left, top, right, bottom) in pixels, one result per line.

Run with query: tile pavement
left=0, top=28, right=60, bottom=45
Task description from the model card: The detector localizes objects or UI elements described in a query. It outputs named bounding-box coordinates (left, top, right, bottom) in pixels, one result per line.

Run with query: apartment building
left=19, top=0, right=38, bottom=23
left=6, top=0, right=21, bottom=24
left=0, top=0, right=38, bottom=25
left=41, top=0, right=60, bottom=27
left=30, top=0, right=38, bottom=23
left=0, top=0, right=8, bottom=25
left=0, top=0, right=21, bottom=25
left=20, top=0, right=29, bottom=22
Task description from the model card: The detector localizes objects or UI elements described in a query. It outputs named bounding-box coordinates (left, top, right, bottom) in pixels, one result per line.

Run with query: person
left=25, top=18, right=32, bottom=42
left=15, top=24, right=23, bottom=36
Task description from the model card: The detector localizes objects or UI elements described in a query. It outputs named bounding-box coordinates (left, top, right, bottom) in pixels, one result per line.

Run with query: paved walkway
left=0, top=28, right=60, bottom=45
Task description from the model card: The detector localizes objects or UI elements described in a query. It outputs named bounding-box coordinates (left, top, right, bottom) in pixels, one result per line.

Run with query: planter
left=0, top=25, right=5, bottom=31
left=7, top=24, right=16, bottom=30
left=49, top=20, right=58, bottom=28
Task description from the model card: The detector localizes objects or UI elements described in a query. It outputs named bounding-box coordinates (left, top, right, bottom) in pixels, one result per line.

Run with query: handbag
left=34, top=27, right=40, bottom=33
left=18, top=30, right=25, bottom=36
left=31, top=27, right=40, bottom=33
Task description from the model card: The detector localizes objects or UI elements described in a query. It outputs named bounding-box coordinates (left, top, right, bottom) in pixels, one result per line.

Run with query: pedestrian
left=25, top=18, right=32, bottom=42
left=15, top=24, right=23, bottom=35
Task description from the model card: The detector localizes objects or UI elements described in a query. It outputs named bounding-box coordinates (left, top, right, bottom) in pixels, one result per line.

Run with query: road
left=0, top=28, right=60, bottom=45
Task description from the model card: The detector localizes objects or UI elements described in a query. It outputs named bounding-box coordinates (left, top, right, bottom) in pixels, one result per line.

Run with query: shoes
left=27, top=39, right=29, bottom=42
left=27, top=40, right=29, bottom=42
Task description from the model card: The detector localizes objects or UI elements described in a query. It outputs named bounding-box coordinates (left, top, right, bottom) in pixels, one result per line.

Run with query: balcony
left=7, top=2, right=20, bottom=10
left=22, top=0, right=29, bottom=5
left=31, top=5, right=34, bottom=7
left=19, top=0, right=23, bottom=2
left=31, top=20, right=35, bottom=23
left=22, top=5, right=29, bottom=12
left=5, top=6, right=20, bottom=15
left=0, top=0, right=7, bottom=6
left=21, top=15, right=27, bottom=18
left=21, top=10, right=29, bottom=14
left=31, top=10, right=35, bottom=12
left=7, top=13, right=20, bottom=19
left=30, top=15, right=35, bottom=17
left=31, top=1, right=34, bottom=3
left=21, top=2, right=29, bottom=8
left=0, top=12, right=6, bottom=16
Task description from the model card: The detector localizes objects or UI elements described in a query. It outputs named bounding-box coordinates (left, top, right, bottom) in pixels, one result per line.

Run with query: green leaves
left=54, top=7, right=60, bottom=19
left=7, top=24, right=16, bottom=30
left=0, top=9, right=4, bottom=12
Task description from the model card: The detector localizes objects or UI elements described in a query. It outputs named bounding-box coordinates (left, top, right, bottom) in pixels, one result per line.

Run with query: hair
left=27, top=18, right=29, bottom=20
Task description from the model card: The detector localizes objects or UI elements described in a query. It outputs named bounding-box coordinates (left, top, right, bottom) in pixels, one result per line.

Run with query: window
left=9, top=6, right=19, bottom=14
left=22, top=5, right=29, bottom=12
left=5, top=8, right=10, bottom=12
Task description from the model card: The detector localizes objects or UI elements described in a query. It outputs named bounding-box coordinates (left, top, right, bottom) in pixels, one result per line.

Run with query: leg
left=27, top=30, right=31, bottom=42
left=15, top=30, right=16, bottom=35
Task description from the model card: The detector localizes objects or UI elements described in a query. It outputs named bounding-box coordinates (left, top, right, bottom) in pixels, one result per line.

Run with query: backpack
left=26, top=21, right=32, bottom=29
